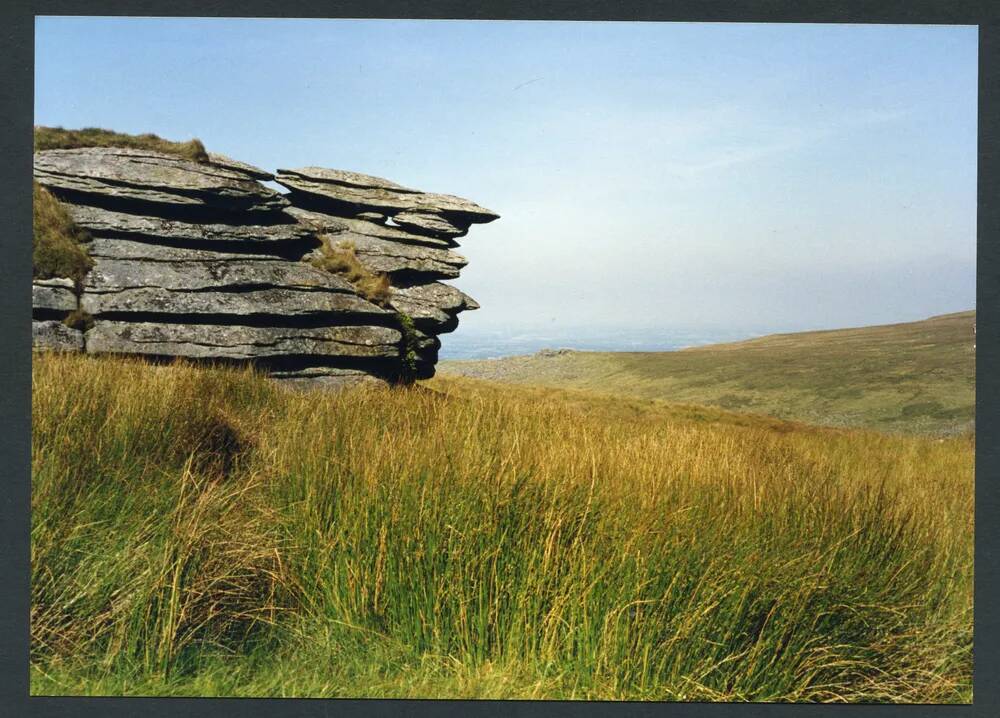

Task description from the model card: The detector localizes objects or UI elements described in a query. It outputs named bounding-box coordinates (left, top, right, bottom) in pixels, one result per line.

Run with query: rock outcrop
left=32, top=146, right=498, bottom=388
left=274, top=167, right=498, bottom=375
left=32, top=277, right=85, bottom=351
left=34, top=148, right=288, bottom=217
left=274, top=167, right=499, bottom=227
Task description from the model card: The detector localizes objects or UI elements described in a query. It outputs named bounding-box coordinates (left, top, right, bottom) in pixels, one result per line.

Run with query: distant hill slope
left=439, top=311, right=976, bottom=434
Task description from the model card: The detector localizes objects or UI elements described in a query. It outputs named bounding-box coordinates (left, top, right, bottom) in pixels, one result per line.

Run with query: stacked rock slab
left=275, top=168, right=498, bottom=377
left=33, top=147, right=403, bottom=388
left=32, top=277, right=84, bottom=351
left=32, top=147, right=498, bottom=386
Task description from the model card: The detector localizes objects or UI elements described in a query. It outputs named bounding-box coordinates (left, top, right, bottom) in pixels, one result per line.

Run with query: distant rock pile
left=32, top=147, right=498, bottom=387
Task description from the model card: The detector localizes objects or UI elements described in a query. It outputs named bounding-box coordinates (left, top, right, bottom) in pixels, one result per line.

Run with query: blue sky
left=35, top=18, right=978, bottom=341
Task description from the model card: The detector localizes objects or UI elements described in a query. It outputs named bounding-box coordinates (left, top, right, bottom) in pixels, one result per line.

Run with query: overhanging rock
left=32, top=145, right=499, bottom=387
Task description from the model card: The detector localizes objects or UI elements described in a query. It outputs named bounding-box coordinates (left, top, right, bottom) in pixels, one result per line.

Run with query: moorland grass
left=32, top=182, right=93, bottom=283
left=31, top=353, right=973, bottom=701
left=440, top=312, right=977, bottom=435
left=34, top=126, right=209, bottom=162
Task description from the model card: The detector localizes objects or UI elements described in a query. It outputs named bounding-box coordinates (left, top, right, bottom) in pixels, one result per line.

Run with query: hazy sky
left=35, top=18, right=977, bottom=338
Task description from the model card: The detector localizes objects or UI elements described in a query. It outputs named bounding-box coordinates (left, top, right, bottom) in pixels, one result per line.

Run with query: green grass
left=33, top=182, right=93, bottom=283
left=440, top=312, right=976, bottom=435
left=34, top=126, right=209, bottom=162
left=397, top=311, right=420, bottom=382
left=31, top=352, right=972, bottom=701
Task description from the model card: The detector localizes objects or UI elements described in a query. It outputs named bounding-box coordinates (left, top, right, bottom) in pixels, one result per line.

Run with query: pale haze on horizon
left=35, top=18, right=978, bottom=352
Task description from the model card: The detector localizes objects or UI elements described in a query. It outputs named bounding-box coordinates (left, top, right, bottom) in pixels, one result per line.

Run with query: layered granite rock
left=284, top=207, right=457, bottom=248
left=86, top=322, right=401, bottom=361
left=32, top=277, right=83, bottom=351
left=33, top=320, right=85, bottom=352
left=388, top=282, right=479, bottom=334
left=32, top=146, right=498, bottom=385
left=275, top=167, right=499, bottom=229
left=65, top=204, right=315, bottom=248
left=35, top=148, right=287, bottom=218
left=276, top=166, right=498, bottom=372
left=32, top=277, right=78, bottom=314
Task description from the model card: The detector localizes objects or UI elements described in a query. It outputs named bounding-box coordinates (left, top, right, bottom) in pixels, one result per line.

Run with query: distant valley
left=439, top=311, right=976, bottom=434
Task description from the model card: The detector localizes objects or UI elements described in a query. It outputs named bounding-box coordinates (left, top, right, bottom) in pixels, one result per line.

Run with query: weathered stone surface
left=398, top=328, right=442, bottom=380
left=30, top=148, right=499, bottom=386
left=413, top=329, right=442, bottom=353
left=355, top=211, right=387, bottom=223
left=33, top=277, right=76, bottom=289
left=64, top=204, right=315, bottom=246
left=83, top=258, right=356, bottom=294
left=82, top=244, right=398, bottom=319
left=269, top=365, right=393, bottom=390
left=33, top=320, right=84, bottom=352
left=392, top=300, right=449, bottom=329
left=308, top=235, right=467, bottom=280
left=33, top=278, right=78, bottom=314
left=86, top=238, right=285, bottom=263
left=388, top=282, right=478, bottom=332
left=285, top=206, right=454, bottom=249
left=87, top=321, right=402, bottom=360
left=290, top=168, right=410, bottom=191
left=82, top=286, right=389, bottom=319
left=276, top=167, right=499, bottom=226
left=35, top=148, right=288, bottom=216
left=391, top=210, right=467, bottom=239
left=351, top=237, right=466, bottom=279
left=270, top=365, right=385, bottom=380
left=392, top=281, right=478, bottom=314
left=207, top=152, right=274, bottom=181
left=274, top=373, right=391, bottom=391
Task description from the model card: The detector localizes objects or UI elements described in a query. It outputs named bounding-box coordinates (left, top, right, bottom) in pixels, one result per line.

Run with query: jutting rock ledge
left=32, top=143, right=499, bottom=388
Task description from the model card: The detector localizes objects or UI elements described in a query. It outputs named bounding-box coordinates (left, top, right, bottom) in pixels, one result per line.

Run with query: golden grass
left=31, top=352, right=973, bottom=701
left=309, top=238, right=391, bottom=305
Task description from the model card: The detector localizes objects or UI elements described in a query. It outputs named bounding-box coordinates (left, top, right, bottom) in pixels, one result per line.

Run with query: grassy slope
left=440, top=312, right=976, bottom=434
left=32, top=353, right=972, bottom=701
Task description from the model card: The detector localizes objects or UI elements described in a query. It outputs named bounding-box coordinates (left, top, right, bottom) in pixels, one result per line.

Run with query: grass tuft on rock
left=396, top=311, right=420, bottom=383
left=62, top=309, right=95, bottom=332
left=33, top=182, right=93, bottom=283
left=34, top=126, right=209, bottom=163
left=309, top=238, right=391, bottom=305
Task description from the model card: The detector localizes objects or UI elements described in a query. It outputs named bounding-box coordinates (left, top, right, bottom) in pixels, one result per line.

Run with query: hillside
left=440, top=311, right=976, bottom=434
left=31, top=352, right=972, bottom=700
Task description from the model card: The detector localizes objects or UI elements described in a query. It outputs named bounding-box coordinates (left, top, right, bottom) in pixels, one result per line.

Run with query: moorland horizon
left=440, top=307, right=977, bottom=360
